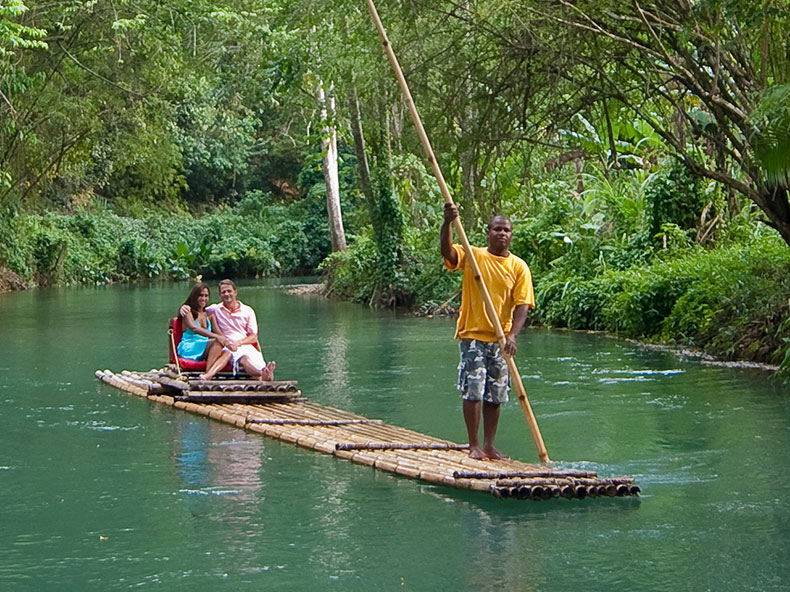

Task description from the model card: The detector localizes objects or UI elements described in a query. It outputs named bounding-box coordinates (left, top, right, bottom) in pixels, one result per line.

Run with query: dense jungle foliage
left=2, top=1, right=789, bottom=380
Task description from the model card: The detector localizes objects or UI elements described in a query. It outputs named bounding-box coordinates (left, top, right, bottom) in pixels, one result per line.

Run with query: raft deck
left=95, top=368, right=640, bottom=501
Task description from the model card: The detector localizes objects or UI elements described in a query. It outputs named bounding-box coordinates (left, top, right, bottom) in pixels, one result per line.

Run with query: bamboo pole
left=364, top=0, right=549, bottom=463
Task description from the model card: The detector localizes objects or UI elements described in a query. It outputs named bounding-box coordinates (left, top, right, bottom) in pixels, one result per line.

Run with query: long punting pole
left=365, top=0, right=550, bottom=463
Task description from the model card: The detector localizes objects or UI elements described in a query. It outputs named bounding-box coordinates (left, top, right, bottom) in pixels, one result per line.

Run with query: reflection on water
left=175, top=420, right=263, bottom=501
left=0, top=282, right=788, bottom=591
left=323, top=326, right=351, bottom=408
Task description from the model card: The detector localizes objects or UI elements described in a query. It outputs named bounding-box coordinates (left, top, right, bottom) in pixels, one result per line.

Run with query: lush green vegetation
left=1, top=1, right=789, bottom=381
left=6, top=190, right=330, bottom=285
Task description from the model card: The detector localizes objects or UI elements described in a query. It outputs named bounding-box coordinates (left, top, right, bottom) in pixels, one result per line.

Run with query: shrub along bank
left=2, top=192, right=330, bottom=287
left=530, top=233, right=790, bottom=369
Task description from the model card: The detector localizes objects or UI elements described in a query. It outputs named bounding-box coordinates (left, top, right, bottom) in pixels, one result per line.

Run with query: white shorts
left=225, top=344, right=265, bottom=374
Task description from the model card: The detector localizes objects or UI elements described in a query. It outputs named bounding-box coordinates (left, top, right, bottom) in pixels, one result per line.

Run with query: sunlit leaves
left=0, top=0, right=47, bottom=55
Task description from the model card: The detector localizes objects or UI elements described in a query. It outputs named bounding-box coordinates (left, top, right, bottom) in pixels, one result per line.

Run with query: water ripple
left=178, top=487, right=242, bottom=496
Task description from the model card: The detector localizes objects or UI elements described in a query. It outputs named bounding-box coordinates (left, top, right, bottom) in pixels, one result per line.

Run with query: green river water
left=1, top=281, right=788, bottom=591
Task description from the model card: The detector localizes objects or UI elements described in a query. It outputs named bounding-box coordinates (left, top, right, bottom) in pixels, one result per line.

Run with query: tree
left=316, top=78, right=347, bottom=251
left=468, top=0, right=790, bottom=244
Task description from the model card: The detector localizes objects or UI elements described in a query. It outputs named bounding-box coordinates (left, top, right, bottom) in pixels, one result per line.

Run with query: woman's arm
left=206, top=313, right=227, bottom=346
left=180, top=308, right=199, bottom=332
left=180, top=309, right=226, bottom=345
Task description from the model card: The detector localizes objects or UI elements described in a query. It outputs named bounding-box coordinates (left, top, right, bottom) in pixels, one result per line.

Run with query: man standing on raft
left=182, top=279, right=275, bottom=381
left=441, top=204, right=534, bottom=460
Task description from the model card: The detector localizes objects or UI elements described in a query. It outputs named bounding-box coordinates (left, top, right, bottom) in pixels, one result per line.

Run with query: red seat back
left=168, top=316, right=208, bottom=371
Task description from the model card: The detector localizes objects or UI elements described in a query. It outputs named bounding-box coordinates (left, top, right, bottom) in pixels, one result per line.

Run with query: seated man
left=181, top=279, right=275, bottom=381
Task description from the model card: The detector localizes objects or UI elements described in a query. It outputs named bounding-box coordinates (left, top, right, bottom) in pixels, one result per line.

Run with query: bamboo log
left=454, top=469, right=598, bottom=480
left=395, top=465, right=422, bottom=479
left=189, top=379, right=299, bottom=392
left=494, top=476, right=635, bottom=489
left=328, top=433, right=465, bottom=475
left=97, top=370, right=149, bottom=398
left=322, top=416, right=467, bottom=451
left=175, top=391, right=301, bottom=403
left=148, top=373, right=190, bottom=392
left=336, top=442, right=470, bottom=452
left=248, top=419, right=383, bottom=427
left=365, top=0, right=549, bottom=463
left=119, top=371, right=168, bottom=394
left=419, top=470, right=457, bottom=486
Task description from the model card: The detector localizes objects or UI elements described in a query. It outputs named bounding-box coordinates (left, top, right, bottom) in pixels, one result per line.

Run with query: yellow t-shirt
left=445, top=244, right=535, bottom=342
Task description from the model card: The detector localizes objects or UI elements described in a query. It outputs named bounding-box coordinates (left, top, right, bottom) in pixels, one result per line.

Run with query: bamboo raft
left=95, top=367, right=640, bottom=501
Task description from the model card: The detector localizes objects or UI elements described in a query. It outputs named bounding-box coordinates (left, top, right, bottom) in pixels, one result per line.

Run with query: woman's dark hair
left=183, top=282, right=210, bottom=318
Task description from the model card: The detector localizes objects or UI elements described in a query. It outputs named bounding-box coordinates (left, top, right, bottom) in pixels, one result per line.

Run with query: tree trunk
left=348, top=87, right=375, bottom=212
left=459, top=137, right=479, bottom=227
left=317, top=80, right=346, bottom=252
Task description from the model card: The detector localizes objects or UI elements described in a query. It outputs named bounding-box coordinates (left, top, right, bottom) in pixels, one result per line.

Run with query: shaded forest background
left=2, top=0, right=789, bottom=379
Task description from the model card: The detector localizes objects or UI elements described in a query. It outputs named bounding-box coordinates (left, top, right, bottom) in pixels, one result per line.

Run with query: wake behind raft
left=94, top=318, right=640, bottom=502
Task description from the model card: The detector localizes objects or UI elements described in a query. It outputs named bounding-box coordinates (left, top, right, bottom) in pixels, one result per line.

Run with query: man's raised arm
left=441, top=203, right=459, bottom=266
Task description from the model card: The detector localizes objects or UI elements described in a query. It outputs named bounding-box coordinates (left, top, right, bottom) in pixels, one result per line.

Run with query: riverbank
left=0, top=204, right=330, bottom=291
left=283, top=280, right=785, bottom=378
left=0, top=267, right=26, bottom=292
left=4, top=227, right=788, bottom=385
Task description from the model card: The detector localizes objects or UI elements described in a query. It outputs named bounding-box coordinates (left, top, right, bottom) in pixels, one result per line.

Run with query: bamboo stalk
left=336, top=442, right=470, bottom=451
left=248, top=419, right=383, bottom=427
left=364, top=0, right=549, bottom=463
left=189, top=379, right=299, bottom=392
left=176, top=392, right=301, bottom=403
left=495, top=476, right=635, bottom=489
left=327, top=430, right=469, bottom=469
left=454, top=469, right=599, bottom=480
left=329, top=434, right=465, bottom=478
left=148, top=373, right=189, bottom=392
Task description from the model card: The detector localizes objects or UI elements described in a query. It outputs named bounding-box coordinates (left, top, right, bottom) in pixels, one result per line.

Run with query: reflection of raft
left=96, top=367, right=640, bottom=501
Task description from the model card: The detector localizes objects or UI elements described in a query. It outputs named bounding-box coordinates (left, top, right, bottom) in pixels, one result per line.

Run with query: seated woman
left=177, top=283, right=231, bottom=378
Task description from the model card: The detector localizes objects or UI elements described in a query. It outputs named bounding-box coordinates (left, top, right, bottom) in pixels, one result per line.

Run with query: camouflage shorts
left=457, top=339, right=509, bottom=404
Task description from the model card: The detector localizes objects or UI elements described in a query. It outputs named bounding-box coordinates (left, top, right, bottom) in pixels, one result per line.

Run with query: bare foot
left=483, top=446, right=510, bottom=461
left=260, top=361, right=276, bottom=381
left=199, top=373, right=210, bottom=381
left=468, top=445, right=489, bottom=460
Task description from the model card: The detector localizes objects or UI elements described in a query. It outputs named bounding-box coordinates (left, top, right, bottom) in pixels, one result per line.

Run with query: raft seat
left=169, top=317, right=215, bottom=371
left=168, top=317, right=260, bottom=374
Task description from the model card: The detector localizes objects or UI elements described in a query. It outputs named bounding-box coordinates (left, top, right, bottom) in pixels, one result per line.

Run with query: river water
left=1, top=281, right=788, bottom=591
